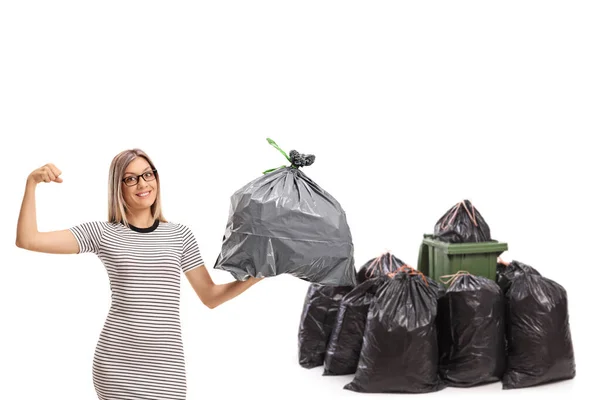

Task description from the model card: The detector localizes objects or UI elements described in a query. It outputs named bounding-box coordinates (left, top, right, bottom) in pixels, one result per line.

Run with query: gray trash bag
left=213, top=138, right=356, bottom=287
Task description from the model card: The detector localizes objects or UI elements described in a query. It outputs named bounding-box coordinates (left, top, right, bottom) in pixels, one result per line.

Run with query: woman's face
left=121, top=157, right=158, bottom=213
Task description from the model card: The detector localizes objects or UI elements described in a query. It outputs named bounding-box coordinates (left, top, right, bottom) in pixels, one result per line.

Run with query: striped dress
left=69, top=219, right=204, bottom=400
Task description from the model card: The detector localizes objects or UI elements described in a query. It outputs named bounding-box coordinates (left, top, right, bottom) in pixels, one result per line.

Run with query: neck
left=126, top=210, right=155, bottom=228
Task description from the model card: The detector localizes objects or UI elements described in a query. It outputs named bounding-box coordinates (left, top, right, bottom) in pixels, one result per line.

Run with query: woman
left=15, top=148, right=263, bottom=400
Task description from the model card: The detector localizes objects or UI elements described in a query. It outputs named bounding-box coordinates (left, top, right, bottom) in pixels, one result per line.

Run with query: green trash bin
left=417, top=234, right=508, bottom=284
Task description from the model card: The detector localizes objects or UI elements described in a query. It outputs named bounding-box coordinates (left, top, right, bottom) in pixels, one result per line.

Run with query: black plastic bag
left=356, top=252, right=405, bottom=284
left=433, top=199, right=491, bottom=243
left=323, top=275, right=389, bottom=376
left=425, top=272, right=447, bottom=300
left=344, top=272, right=445, bottom=393
left=438, top=273, right=505, bottom=387
left=214, top=138, right=356, bottom=287
left=298, top=283, right=353, bottom=368
left=496, top=259, right=541, bottom=293
left=503, top=273, right=576, bottom=389
left=403, top=265, right=447, bottom=300
left=496, top=259, right=543, bottom=357
left=324, top=257, right=436, bottom=376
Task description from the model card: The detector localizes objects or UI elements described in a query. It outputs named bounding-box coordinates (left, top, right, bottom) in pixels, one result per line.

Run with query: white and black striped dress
left=69, top=219, right=204, bottom=400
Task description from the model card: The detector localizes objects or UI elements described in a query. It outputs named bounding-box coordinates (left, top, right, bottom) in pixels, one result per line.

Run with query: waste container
left=418, top=234, right=508, bottom=283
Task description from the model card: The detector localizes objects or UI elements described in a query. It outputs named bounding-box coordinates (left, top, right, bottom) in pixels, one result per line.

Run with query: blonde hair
left=108, top=148, right=166, bottom=226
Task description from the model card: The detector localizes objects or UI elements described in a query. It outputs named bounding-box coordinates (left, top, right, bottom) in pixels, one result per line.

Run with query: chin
left=130, top=197, right=156, bottom=208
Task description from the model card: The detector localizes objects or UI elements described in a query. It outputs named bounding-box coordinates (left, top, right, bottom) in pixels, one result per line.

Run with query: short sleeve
left=69, top=221, right=108, bottom=254
left=180, top=224, right=204, bottom=273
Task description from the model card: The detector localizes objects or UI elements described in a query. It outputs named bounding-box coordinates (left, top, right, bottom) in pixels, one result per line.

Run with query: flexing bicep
left=19, top=221, right=106, bottom=255
left=20, top=229, right=80, bottom=254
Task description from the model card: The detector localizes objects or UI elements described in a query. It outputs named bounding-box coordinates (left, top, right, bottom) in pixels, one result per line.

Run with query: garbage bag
left=324, top=257, right=435, bottom=376
left=496, top=259, right=541, bottom=293
left=298, top=283, right=354, bottom=368
left=433, top=199, right=491, bottom=243
left=503, top=273, right=576, bottom=389
left=438, top=273, right=505, bottom=387
left=426, top=272, right=447, bottom=300
left=214, top=138, right=356, bottom=287
left=356, top=252, right=405, bottom=284
left=344, top=272, right=445, bottom=393
left=400, top=265, right=447, bottom=300
left=323, top=275, right=389, bottom=376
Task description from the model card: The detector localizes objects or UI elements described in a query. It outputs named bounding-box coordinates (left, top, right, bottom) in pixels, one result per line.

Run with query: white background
left=1, top=1, right=598, bottom=399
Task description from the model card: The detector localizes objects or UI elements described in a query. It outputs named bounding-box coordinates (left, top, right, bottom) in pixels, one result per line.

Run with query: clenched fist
left=28, top=163, right=63, bottom=185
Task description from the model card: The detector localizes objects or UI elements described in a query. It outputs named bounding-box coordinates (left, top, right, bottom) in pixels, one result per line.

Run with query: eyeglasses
left=122, top=169, right=157, bottom=187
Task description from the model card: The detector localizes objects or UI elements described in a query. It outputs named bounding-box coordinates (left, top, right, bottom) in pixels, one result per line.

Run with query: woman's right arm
left=15, top=163, right=80, bottom=254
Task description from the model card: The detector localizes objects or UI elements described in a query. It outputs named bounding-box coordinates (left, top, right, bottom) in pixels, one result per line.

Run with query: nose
left=137, top=178, right=149, bottom=189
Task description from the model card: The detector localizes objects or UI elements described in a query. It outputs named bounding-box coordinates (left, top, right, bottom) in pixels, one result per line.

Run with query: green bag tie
left=262, top=138, right=315, bottom=174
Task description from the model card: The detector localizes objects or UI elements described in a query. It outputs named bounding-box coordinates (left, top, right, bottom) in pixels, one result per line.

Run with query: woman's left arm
left=184, top=265, right=263, bottom=309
